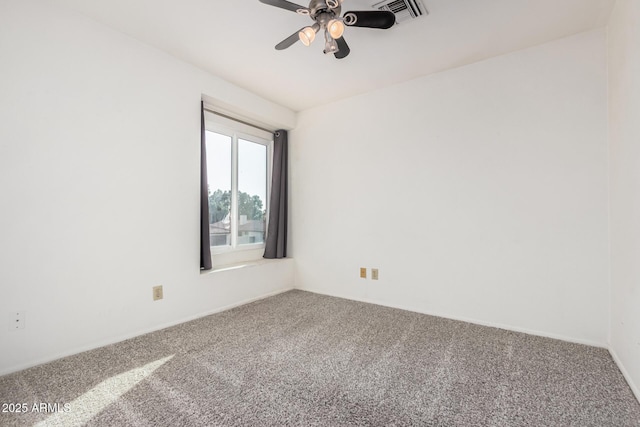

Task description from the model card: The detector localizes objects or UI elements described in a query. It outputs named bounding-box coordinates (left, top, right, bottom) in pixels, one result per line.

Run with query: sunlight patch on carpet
left=35, top=355, right=174, bottom=427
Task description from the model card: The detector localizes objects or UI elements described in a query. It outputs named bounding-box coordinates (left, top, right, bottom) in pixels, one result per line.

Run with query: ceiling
left=51, top=0, right=615, bottom=112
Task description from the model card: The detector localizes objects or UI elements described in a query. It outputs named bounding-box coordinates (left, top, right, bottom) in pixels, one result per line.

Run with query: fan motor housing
left=308, top=0, right=341, bottom=19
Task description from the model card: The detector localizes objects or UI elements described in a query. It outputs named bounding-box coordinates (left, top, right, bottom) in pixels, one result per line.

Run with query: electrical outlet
left=9, top=311, right=25, bottom=330
left=360, top=268, right=367, bottom=279
left=153, top=285, right=163, bottom=301
left=371, top=268, right=379, bottom=280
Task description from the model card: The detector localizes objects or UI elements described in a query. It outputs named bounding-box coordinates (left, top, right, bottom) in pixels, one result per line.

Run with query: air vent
left=372, top=0, right=427, bottom=24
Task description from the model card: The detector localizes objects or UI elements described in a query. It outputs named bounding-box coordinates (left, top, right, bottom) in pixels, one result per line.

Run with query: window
left=204, top=111, right=272, bottom=263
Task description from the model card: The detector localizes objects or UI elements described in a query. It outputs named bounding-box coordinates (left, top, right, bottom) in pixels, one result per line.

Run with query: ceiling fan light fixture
left=299, top=25, right=318, bottom=46
left=262, top=0, right=399, bottom=59
left=323, top=31, right=340, bottom=54
left=327, top=19, right=345, bottom=39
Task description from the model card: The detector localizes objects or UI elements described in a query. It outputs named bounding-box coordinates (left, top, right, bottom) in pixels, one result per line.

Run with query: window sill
left=209, top=247, right=264, bottom=267
left=200, top=257, right=289, bottom=275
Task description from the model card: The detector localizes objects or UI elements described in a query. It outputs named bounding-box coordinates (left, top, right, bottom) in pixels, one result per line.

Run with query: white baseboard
left=609, top=347, right=640, bottom=404
left=297, top=287, right=607, bottom=349
left=0, top=286, right=294, bottom=377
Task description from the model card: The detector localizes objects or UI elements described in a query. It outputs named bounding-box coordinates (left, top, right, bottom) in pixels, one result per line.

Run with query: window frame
left=204, top=112, right=273, bottom=264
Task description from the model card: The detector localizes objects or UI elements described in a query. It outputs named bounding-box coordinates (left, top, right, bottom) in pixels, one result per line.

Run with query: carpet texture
left=1, top=290, right=639, bottom=426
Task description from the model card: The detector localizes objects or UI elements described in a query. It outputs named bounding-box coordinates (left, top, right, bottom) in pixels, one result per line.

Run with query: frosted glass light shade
left=299, top=26, right=316, bottom=46
left=327, top=19, right=345, bottom=39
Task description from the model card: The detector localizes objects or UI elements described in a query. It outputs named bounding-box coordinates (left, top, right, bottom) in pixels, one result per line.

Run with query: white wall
left=608, top=0, right=640, bottom=401
left=291, top=29, right=609, bottom=346
left=0, top=0, right=621, bottom=381
left=0, top=0, right=295, bottom=375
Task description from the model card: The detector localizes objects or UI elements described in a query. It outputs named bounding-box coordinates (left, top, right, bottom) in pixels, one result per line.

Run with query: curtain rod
left=202, top=107, right=274, bottom=134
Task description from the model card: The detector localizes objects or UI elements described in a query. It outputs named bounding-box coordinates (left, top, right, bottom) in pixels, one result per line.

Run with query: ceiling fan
left=259, top=0, right=396, bottom=59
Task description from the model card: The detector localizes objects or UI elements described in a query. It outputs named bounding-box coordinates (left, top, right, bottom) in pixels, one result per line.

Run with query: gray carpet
left=1, top=290, right=639, bottom=426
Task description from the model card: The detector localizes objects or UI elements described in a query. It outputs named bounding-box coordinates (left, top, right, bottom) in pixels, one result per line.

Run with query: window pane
left=206, top=131, right=231, bottom=247
left=237, top=139, right=267, bottom=245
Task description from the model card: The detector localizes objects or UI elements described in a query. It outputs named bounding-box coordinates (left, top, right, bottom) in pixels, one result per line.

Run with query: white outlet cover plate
left=9, top=311, right=26, bottom=330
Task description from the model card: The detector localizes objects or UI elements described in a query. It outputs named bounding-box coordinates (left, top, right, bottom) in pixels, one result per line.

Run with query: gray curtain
left=200, top=101, right=212, bottom=270
left=264, top=130, right=288, bottom=259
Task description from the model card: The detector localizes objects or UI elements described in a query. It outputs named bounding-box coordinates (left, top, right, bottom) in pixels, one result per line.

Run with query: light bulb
left=327, top=19, right=344, bottom=39
left=326, top=0, right=343, bottom=8
left=299, top=26, right=317, bottom=46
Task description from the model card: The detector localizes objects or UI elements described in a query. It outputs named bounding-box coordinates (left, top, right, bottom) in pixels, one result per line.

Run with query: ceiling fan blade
left=259, top=0, right=309, bottom=14
left=343, top=10, right=396, bottom=29
left=275, top=28, right=305, bottom=50
left=334, top=37, right=350, bottom=59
